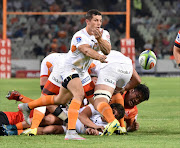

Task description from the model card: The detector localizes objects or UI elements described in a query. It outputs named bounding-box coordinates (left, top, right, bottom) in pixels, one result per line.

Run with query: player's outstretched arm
left=173, top=45, right=180, bottom=67
left=78, top=44, right=107, bottom=63
left=78, top=106, right=104, bottom=130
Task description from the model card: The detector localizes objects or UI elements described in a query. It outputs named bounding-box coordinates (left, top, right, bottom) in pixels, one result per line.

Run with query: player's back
left=40, top=53, right=65, bottom=77
left=89, top=50, right=132, bottom=76
left=105, top=50, right=132, bottom=65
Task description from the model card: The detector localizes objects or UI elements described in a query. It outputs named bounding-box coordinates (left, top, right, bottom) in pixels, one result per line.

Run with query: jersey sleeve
left=72, top=32, right=91, bottom=49
left=102, top=30, right=111, bottom=44
left=174, top=30, right=180, bottom=48
left=88, top=104, right=99, bottom=116
left=88, top=60, right=100, bottom=76
left=40, top=59, right=49, bottom=77
left=124, top=106, right=138, bottom=120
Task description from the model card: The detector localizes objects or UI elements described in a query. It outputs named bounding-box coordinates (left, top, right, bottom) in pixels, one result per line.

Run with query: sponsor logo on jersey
left=104, top=78, right=116, bottom=85
left=76, top=36, right=82, bottom=43
left=106, top=34, right=110, bottom=39
left=117, top=69, right=130, bottom=74
left=176, top=33, right=180, bottom=43
left=81, top=76, right=91, bottom=84
left=125, top=111, right=130, bottom=116
left=52, top=76, right=61, bottom=84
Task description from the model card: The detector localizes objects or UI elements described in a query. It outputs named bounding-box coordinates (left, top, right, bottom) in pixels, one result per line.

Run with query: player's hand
left=94, top=125, right=104, bottom=132
left=93, top=28, right=103, bottom=40
left=98, top=54, right=107, bottom=63
left=85, top=128, right=99, bottom=135
left=131, top=120, right=139, bottom=131
left=127, top=120, right=139, bottom=132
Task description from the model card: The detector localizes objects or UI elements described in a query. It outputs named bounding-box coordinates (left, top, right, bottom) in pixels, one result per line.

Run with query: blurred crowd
left=0, top=0, right=180, bottom=60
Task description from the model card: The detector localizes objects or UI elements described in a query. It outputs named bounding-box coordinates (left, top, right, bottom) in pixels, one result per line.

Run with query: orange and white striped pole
left=1, top=0, right=11, bottom=78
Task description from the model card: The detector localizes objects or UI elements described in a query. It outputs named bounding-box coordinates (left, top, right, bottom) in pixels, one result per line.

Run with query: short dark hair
left=134, top=84, right=150, bottom=101
left=110, top=103, right=125, bottom=120
left=85, top=9, right=102, bottom=20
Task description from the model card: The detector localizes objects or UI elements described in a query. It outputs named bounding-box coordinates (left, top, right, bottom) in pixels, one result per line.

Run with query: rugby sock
left=111, top=93, right=125, bottom=127
left=52, top=106, right=68, bottom=123
left=111, top=93, right=124, bottom=105
left=97, top=102, right=115, bottom=123
left=31, top=109, right=45, bottom=129
left=28, top=95, right=55, bottom=109
left=20, top=94, right=34, bottom=103
left=68, top=99, right=81, bottom=130
left=15, top=122, right=23, bottom=130
left=119, top=117, right=126, bottom=127
left=17, top=130, right=24, bottom=135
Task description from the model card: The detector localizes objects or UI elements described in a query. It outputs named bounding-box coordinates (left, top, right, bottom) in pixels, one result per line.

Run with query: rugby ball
left=138, top=50, right=157, bottom=70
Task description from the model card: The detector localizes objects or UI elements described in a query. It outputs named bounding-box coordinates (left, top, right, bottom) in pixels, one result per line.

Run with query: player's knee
left=94, top=90, right=112, bottom=102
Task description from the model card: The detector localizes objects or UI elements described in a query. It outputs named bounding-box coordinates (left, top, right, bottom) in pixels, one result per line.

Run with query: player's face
left=124, top=89, right=143, bottom=107
left=87, top=15, right=102, bottom=31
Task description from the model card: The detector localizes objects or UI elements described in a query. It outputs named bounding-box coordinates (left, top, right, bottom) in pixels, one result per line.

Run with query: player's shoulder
left=42, top=53, right=61, bottom=63
left=73, top=28, right=87, bottom=37
left=102, top=28, right=110, bottom=34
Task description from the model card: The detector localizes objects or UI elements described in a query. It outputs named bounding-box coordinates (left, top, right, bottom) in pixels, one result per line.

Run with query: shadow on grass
left=137, top=129, right=180, bottom=135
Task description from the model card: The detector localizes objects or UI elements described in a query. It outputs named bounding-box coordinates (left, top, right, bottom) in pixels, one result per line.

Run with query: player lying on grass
left=5, top=79, right=149, bottom=135
left=3, top=82, right=149, bottom=136
left=0, top=105, right=65, bottom=136
left=0, top=103, right=124, bottom=136
left=111, top=84, right=149, bottom=132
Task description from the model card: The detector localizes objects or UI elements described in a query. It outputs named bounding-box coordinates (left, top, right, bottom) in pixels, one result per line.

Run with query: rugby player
left=18, top=9, right=111, bottom=140
left=173, top=30, right=180, bottom=67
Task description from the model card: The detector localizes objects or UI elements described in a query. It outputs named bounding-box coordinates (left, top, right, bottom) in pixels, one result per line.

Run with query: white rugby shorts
left=96, top=63, right=133, bottom=89
left=48, top=64, right=91, bottom=87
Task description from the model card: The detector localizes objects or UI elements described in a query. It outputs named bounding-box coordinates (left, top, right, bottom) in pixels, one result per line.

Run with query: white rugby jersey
left=62, top=104, right=107, bottom=134
left=88, top=104, right=107, bottom=127
left=175, top=30, right=180, bottom=48
left=40, top=53, right=65, bottom=77
left=89, top=50, right=132, bottom=76
left=65, top=28, right=111, bottom=73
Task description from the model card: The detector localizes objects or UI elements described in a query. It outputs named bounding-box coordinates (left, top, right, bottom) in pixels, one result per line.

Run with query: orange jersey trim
left=42, top=80, right=60, bottom=95
left=71, top=45, right=77, bottom=52
left=88, top=63, right=96, bottom=74
left=40, top=75, right=49, bottom=78
left=46, top=62, right=53, bottom=76
left=83, top=81, right=95, bottom=99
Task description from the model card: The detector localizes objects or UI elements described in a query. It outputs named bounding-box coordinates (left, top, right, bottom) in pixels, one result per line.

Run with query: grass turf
left=0, top=77, right=180, bottom=148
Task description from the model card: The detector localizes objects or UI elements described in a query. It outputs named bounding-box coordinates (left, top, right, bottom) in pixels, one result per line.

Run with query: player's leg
left=37, top=125, right=66, bottom=135
left=6, top=90, right=33, bottom=103
left=110, top=93, right=126, bottom=128
left=93, top=84, right=120, bottom=136
left=93, top=64, right=122, bottom=136
left=61, top=77, right=85, bottom=140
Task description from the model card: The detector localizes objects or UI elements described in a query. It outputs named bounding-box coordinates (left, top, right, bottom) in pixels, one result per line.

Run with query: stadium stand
left=4, top=0, right=180, bottom=61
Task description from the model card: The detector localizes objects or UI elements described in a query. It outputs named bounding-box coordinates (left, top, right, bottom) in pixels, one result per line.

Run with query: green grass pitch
left=0, top=77, right=180, bottom=148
